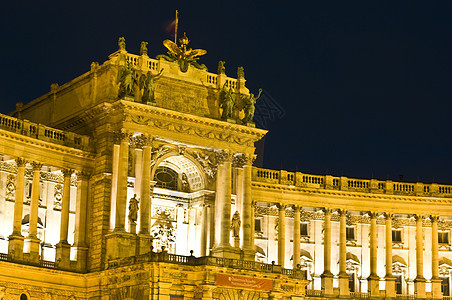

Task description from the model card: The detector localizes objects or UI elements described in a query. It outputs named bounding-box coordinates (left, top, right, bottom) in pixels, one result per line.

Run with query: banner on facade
left=216, top=274, right=272, bottom=291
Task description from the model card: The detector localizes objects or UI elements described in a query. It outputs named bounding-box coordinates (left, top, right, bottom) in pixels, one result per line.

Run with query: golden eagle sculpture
left=157, top=32, right=207, bottom=73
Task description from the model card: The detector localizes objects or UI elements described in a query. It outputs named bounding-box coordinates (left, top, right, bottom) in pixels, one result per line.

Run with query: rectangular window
left=346, top=227, right=355, bottom=240
left=255, top=219, right=262, bottom=233
left=442, top=277, right=450, bottom=296
left=439, top=232, right=449, bottom=244
left=300, top=223, right=308, bottom=236
left=392, top=230, right=402, bottom=243
left=395, top=275, right=402, bottom=295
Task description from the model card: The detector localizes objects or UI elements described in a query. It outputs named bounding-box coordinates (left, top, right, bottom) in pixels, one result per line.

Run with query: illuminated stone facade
left=0, top=37, right=451, bottom=299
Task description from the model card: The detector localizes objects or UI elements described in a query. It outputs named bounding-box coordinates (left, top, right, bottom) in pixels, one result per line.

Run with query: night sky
left=1, top=2, right=452, bottom=183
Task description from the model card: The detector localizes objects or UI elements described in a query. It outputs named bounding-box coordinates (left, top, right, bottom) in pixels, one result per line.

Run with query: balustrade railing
left=0, top=113, right=92, bottom=151
left=350, top=292, right=370, bottom=299
left=107, top=251, right=305, bottom=279
left=252, top=167, right=452, bottom=198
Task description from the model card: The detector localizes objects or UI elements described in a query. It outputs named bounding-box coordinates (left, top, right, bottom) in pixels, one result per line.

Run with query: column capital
left=322, top=207, right=333, bottom=215
left=76, top=170, right=91, bottom=181
left=384, top=212, right=394, bottom=220
left=132, top=134, right=153, bottom=149
left=31, top=161, right=43, bottom=171
left=413, top=214, right=425, bottom=222
left=215, top=150, right=232, bottom=164
left=292, top=205, right=301, bottom=212
left=114, top=130, right=132, bottom=144
left=366, top=211, right=378, bottom=219
left=430, top=215, right=440, bottom=223
left=276, top=203, right=287, bottom=211
left=62, top=168, right=74, bottom=177
left=15, top=158, right=27, bottom=167
left=337, top=209, right=347, bottom=216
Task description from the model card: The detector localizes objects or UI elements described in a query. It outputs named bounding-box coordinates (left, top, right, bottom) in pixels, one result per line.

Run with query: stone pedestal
left=431, top=278, right=442, bottom=299
left=210, top=245, right=241, bottom=259
left=73, top=245, right=88, bottom=272
left=321, top=273, right=334, bottom=296
left=385, top=276, right=396, bottom=299
left=105, top=231, right=137, bottom=260
left=338, top=273, right=350, bottom=297
left=137, top=234, right=153, bottom=255
left=55, top=241, right=71, bottom=269
left=24, top=236, right=41, bottom=263
left=242, top=248, right=256, bottom=261
left=129, top=222, right=137, bottom=235
left=7, top=234, right=24, bottom=260
left=367, top=274, right=380, bottom=297
left=414, top=277, right=426, bottom=299
left=233, top=236, right=240, bottom=248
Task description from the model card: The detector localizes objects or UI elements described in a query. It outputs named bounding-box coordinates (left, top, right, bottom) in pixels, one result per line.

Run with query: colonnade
left=273, top=207, right=443, bottom=298
left=7, top=158, right=90, bottom=271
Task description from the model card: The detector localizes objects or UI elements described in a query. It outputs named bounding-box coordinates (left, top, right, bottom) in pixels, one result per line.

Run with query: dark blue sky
left=1, top=2, right=452, bottom=183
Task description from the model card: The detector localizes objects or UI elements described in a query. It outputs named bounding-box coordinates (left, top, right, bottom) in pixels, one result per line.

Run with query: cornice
left=116, top=100, right=267, bottom=145
left=252, top=181, right=452, bottom=206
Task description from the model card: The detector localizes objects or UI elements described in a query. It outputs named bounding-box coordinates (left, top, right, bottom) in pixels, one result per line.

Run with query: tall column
left=114, top=131, right=130, bottom=232
left=277, top=204, right=286, bottom=267
left=242, top=155, right=255, bottom=260
left=368, top=212, right=380, bottom=296
left=25, top=162, right=42, bottom=263
left=212, top=151, right=234, bottom=257
left=200, top=204, right=209, bottom=256
left=338, top=209, right=349, bottom=297
left=293, top=205, right=301, bottom=269
left=8, top=158, right=27, bottom=260
left=139, top=136, right=152, bottom=235
left=55, top=168, right=73, bottom=269
left=385, top=213, right=396, bottom=298
left=321, top=208, right=334, bottom=296
left=431, top=216, right=442, bottom=299
left=74, top=171, right=90, bottom=271
left=414, top=214, right=426, bottom=298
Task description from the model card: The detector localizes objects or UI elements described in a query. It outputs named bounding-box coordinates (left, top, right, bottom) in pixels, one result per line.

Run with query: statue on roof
left=140, top=41, right=148, bottom=56
left=220, top=83, right=235, bottom=120
left=237, top=66, right=245, bottom=79
left=218, top=61, right=226, bottom=75
left=157, top=32, right=207, bottom=73
left=139, top=68, right=164, bottom=104
left=239, top=88, right=262, bottom=124
left=117, top=61, right=137, bottom=98
left=118, top=37, right=126, bottom=51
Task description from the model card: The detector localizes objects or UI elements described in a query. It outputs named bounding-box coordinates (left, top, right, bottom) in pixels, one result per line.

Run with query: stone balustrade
left=253, top=167, right=452, bottom=198
left=0, top=113, right=92, bottom=151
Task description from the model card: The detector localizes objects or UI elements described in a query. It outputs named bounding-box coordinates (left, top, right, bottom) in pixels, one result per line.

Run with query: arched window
left=20, top=294, right=28, bottom=300
left=154, top=166, right=178, bottom=190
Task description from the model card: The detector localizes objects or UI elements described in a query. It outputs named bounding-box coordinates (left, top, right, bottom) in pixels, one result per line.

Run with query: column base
left=431, top=278, right=442, bottom=299
left=321, top=272, right=334, bottom=296
left=414, top=277, right=426, bottom=299
left=55, top=241, right=71, bottom=269
left=8, top=234, right=24, bottom=261
left=105, top=231, right=137, bottom=261
left=210, top=245, right=240, bottom=259
left=385, top=276, right=396, bottom=299
left=73, top=245, right=88, bottom=272
left=137, top=234, right=153, bottom=255
left=367, top=274, right=380, bottom=297
left=338, top=272, right=350, bottom=297
left=24, top=236, right=41, bottom=263
left=242, top=247, right=256, bottom=261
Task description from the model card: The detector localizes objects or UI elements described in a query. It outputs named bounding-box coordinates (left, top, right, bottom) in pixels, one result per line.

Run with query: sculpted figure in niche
left=118, top=61, right=137, bottom=98
left=241, top=88, right=262, bottom=124
left=231, top=211, right=241, bottom=237
left=128, top=194, right=139, bottom=223
left=220, top=83, right=235, bottom=120
left=139, top=69, right=164, bottom=103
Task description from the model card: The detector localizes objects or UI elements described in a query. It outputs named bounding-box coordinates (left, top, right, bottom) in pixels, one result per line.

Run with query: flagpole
left=175, top=10, right=179, bottom=44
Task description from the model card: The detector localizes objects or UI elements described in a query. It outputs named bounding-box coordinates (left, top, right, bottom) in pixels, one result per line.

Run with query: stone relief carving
left=193, top=151, right=216, bottom=181
left=5, top=175, right=15, bottom=201
left=54, top=184, right=63, bottom=210
left=151, top=210, right=176, bottom=251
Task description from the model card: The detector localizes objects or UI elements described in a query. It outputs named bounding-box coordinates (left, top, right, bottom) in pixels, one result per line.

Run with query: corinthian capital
left=15, top=158, right=27, bottom=167
left=62, top=168, right=74, bottom=177
left=31, top=161, right=43, bottom=171
left=215, top=150, right=231, bottom=164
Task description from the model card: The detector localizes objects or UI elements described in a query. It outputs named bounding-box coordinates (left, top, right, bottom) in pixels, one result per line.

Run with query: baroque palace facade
left=0, top=36, right=451, bottom=300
